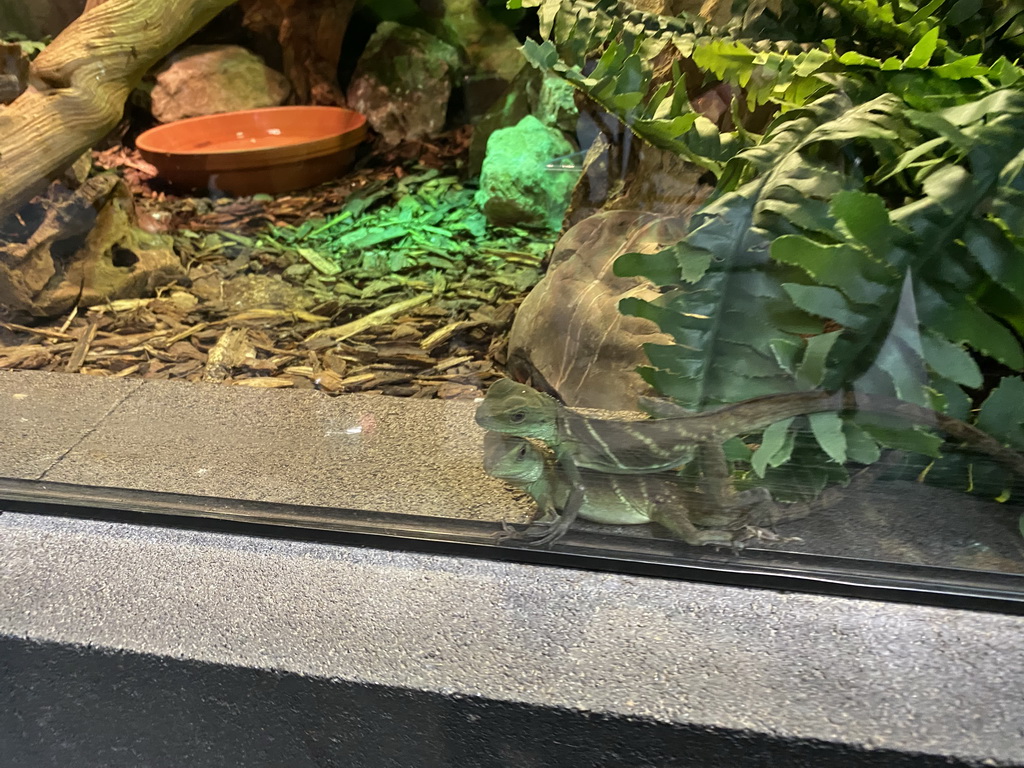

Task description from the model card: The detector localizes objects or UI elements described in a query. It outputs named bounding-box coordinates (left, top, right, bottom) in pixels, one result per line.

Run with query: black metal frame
left=1, top=476, right=1022, bottom=614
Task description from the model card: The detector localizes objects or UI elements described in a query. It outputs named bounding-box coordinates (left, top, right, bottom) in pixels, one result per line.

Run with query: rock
left=0, top=174, right=183, bottom=319
left=468, top=65, right=541, bottom=176
left=537, top=75, right=577, bottom=132
left=468, top=66, right=578, bottom=176
left=148, top=44, right=291, bottom=123
left=0, top=42, right=28, bottom=105
left=433, top=0, right=523, bottom=83
left=222, top=274, right=316, bottom=312
left=0, top=1, right=84, bottom=40
left=476, top=115, right=577, bottom=230
left=507, top=210, right=693, bottom=411
left=346, top=22, right=460, bottom=145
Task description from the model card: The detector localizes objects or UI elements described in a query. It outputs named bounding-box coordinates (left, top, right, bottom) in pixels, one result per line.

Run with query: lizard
left=475, top=378, right=1024, bottom=544
left=483, top=431, right=768, bottom=547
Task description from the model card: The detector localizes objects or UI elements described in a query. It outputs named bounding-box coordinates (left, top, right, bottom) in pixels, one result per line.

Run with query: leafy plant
left=0, top=31, right=50, bottom=59
left=516, top=0, right=1024, bottom=501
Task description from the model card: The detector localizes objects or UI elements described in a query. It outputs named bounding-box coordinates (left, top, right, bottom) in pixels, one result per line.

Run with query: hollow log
left=0, top=0, right=238, bottom=223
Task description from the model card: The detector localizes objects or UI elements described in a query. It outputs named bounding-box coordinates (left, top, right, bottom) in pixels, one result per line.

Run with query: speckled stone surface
left=0, top=369, right=528, bottom=522
left=2, top=510, right=1023, bottom=766
left=0, top=370, right=142, bottom=480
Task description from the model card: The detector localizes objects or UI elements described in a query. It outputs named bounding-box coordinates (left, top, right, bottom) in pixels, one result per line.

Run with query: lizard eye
left=509, top=411, right=526, bottom=423
left=516, top=445, right=528, bottom=459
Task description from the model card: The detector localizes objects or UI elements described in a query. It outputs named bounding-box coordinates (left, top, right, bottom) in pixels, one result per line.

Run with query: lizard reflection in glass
left=475, top=378, right=1024, bottom=546
left=483, top=432, right=773, bottom=547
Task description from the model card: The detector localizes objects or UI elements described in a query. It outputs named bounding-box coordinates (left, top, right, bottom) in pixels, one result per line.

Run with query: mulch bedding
left=0, top=128, right=546, bottom=400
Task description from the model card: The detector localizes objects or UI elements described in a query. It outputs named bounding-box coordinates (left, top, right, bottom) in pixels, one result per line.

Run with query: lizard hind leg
left=650, top=508, right=738, bottom=548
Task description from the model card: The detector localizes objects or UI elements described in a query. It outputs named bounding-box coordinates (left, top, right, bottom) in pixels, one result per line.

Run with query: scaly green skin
left=475, top=379, right=1024, bottom=477
left=474, top=378, right=851, bottom=474
left=476, top=378, right=1024, bottom=546
left=483, top=432, right=750, bottom=547
left=482, top=432, right=906, bottom=548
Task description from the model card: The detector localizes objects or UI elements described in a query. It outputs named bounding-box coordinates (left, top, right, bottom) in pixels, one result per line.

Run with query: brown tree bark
left=238, top=0, right=356, bottom=106
left=0, top=0, right=238, bottom=223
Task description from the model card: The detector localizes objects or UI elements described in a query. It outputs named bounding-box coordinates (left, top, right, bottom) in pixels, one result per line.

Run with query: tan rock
left=149, top=44, right=292, bottom=123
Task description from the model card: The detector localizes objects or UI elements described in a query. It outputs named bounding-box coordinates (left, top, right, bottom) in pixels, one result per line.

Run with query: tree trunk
left=0, top=0, right=238, bottom=223
left=238, top=0, right=356, bottom=106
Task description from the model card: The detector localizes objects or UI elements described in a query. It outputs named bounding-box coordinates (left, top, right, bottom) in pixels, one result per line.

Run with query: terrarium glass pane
left=1, top=0, right=1023, bottom=604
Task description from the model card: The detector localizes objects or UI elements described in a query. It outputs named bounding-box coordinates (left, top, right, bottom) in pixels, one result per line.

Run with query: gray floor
left=3, top=509, right=1024, bottom=766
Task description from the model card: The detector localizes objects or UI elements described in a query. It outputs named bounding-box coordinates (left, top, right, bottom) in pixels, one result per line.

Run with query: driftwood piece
left=305, top=294, right=433, bottom=343
left=0, top=0, right=238, bottom=222
left=0, top=173, right=183, bottom=319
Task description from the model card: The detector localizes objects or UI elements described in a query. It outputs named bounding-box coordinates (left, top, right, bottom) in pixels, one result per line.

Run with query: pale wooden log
left=0, top=0, right=238, bottom=223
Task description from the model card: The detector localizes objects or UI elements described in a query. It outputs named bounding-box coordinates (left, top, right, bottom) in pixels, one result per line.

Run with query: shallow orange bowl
left=136, top=106, right=367, bottom=196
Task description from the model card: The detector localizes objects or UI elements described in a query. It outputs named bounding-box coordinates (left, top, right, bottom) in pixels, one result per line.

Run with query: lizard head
left=482, top=432, right=546, bottom=486
left=474, top=378, right=559, bottom=442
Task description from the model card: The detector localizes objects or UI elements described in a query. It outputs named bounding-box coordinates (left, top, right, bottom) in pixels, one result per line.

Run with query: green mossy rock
left=476, top=115, right=577, bottom=230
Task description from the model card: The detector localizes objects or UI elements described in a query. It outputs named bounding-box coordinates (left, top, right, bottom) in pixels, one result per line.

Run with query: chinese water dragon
left=475, top=379, right=1024, bottom=546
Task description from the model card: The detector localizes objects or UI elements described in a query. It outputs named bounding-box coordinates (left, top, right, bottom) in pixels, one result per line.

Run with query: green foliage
left=514, top=0, right=1024, bottom=501
left=266, top=169, right=552, bottom=298
left=0, top=31, right=49, bottom=59
left=521, top=37, right=740, bottom=172
left=617, top=85, right=1024, bottom=498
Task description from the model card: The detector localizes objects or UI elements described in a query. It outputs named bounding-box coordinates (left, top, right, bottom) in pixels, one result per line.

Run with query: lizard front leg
left=519, top=452, right=585, bottom=546
left=498, top=451, right=585, bottom=547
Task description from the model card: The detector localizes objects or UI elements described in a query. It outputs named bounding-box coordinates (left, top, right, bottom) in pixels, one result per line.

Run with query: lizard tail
left=664, top=390, right=1024, bottom=478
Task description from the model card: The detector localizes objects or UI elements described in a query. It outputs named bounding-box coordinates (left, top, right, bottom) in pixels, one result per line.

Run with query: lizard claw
left=495, top=517, right=573, bottom=547
left=495, top=521, right=534, bottom=543
left=738, top=525, right=804, bottom=546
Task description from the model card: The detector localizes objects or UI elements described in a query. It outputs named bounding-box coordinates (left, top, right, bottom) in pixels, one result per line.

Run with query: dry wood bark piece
left=204, top=327, right=255, bottom=382
left=305, top=295, right=433, bottom=343
left=420, top=320, right=486, bottom=352
left=0, top=321, right=75, bottom=341
left=0, top=344, right=63, bottom=368
left=65, top=320, right=99, bottom=372
left=232, top=378, right=295, bottom=388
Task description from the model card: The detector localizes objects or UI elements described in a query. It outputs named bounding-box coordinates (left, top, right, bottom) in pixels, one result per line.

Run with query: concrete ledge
left=0, top=368, right=529, bottom=522
left=3, top=511, right=1023, bottom=767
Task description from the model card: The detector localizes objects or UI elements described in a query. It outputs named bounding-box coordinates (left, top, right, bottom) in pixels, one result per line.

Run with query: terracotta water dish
left=136, top=106, right=367, bottom=196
